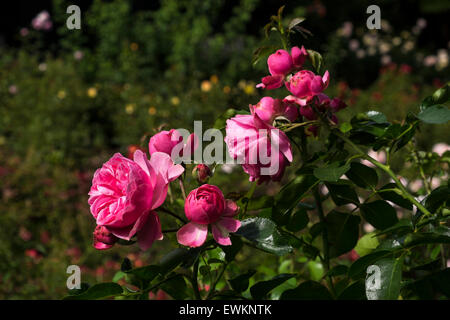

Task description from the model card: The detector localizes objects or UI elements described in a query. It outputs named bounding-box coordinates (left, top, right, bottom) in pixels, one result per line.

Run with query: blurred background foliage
left=0, top=0, right=449, bottom=299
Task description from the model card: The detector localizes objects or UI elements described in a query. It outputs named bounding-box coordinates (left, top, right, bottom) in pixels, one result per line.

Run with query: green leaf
left=63, top=283, right=123, bottom=300
left=366, top=111, right=387, bottom=123
left=325, top=181, right=360, bottom=206
left=235, top=218, right=293, bottom=255
left=246, top=195, right=274, bottom=211
left=423, top=186, right=450, bottom=213
left=250, top=273, right=296, bottom=299
left=313, top=163, right=351, bottom=182
left=280, top=281, right=332, bottom=300
left=159, top=248, right=190, bottom=275
left=403, top=226, right=450, bottom=248
left=360, top=200, right=398, bottom=230
left=348, top=250, right=392, bottom=279
left=365, top=256, right=404, bottom=300
left=286, top=208, right=309, bottom=232
left=252, top=46, right=277, bottom=67
left=378, top=183, right=413, bottom=210
left=288, top=17, right=305, bottom=30
left=306, top=50, right=322, bottom=73
left=159, top=274, right=188, bottom=300
left=417, top=105, right=450, bottom=124
left=338, top=280, right=366, bottom=300
left=326, top=265, right=349, bottom=277
left=325, top=210, right=361, bottom=258
left=275, top=171, right=319, bottom=214
left=340, top=122, right=352, bottom=133
left=228, top=270, right=256, bottom=293
left=221, top=235, right=243, bottom=263
left=307, top=260, right=324, bottom=281
left=345, top=162, right=378, bottom=189
left=125, top=265, right=161, bottom=285
left=354, top=232, right=379, bottom=257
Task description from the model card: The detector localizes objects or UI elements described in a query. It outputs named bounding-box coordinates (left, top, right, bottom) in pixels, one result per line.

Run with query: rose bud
left=192, top=164, right=212, bottom=184
left=285, top=70, right=330, bottom=98
left=291, top=46, right=308, bottom=69
left=267, top=49, right=293, bottom=76
left=93, top=225, right=118, bottom=250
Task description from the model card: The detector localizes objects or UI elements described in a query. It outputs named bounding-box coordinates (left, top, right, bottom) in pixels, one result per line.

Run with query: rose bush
left=70, top=8, right=450, bottom=301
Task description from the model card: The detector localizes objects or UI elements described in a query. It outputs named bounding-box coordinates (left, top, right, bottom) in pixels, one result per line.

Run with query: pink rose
left=291, top=46, right=308, bottom=68
left=285, top=70, right=330, bottom=98
left=224, top=113, right=293, bottom=183
left=250, top=97, right=298, bottom=124
left=268, top=49, right=293, bottom=76
left=88, top=151, right=184, bottom=250
left=177, top=185, right=240, bottom=247
left=149, top=129, right=197, bottom=160
left=257, top=46, right=308, bottom=90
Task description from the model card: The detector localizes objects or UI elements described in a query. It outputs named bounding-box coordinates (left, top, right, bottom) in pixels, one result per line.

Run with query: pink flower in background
left=8, top=85, right=18, bottom=95
left=432, top=143, right=449, bottom=156
left=74, top=50, right=84, bottom=60
left=20, top=28, right=29, bottom=37
left=32, top=11, right=52, bottom=31
left=257, top=46, right=308, bottom=90
left=88, top=151, right=184, bottom=250
left=285, top=70, right=330, bottom=98
left=192, top=164, right=212, bottom=184
left=250, top=96, right=298, bottom=124
left=224, top=113, right=293, bottom=182
left=19, top=227, right=32, bottom=241
left=25, top=249, right=42, bottom=262
left=362, top=150, right=386, bottom=168
left=177, top=184, right=240, bottom=247
left=149, top=129, right=197, bottom=160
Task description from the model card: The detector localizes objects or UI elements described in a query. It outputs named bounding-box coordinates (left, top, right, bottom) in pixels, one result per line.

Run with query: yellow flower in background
left=244, top=84, right=255, bottom=95
left=148, top=106, right=157, bottom=115
left=223, top=86, right=231, bottom=94
left=87, top=87, right=97, bottom=98
left=171, top=96, right=180, bottom=105
left=57, top=90, right=66, bottom=99
left=130, top=42, right=139, bottom=51
left=201, top=80, right=212, bottom=92
left=125, top=103, right=136, bottom=114
left=210, top=75, right=219, bottom=84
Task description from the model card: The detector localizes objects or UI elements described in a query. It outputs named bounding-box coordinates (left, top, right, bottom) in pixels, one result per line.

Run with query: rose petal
left=176, top=222, right=208, bottom=247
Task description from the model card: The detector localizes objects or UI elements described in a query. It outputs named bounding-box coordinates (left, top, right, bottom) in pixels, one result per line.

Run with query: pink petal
left=211, top=218, right=241, bottom=246
left=93, top=241, right=114, bottom=250
left=176, top=222, right=208, bottom=247
left=137, top=211, right=163, bottom=250
left=223, top=199, right=239, bottom=217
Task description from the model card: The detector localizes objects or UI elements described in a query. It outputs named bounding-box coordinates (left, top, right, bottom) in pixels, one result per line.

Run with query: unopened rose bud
left=192, top=164, right=212, bottom=184
left=93, top=225, right=118, bottom=250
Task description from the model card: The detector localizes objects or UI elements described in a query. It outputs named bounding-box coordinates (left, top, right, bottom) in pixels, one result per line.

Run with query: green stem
left=313, top=186, right=336, bottom=297
left=159, top=207, right=187, bottom=224
left=192, top=259, right=201, bottom=300
left=333, top=131, right=433, bottom=218
left=206, top=263, right=228, bottom=300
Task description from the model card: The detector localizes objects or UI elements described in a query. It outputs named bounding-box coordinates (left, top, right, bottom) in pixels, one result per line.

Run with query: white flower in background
left=368, top=47, right=377, bottom=56
left=356, top=49, right=366, bottom=59
left=381, top=55, right=392, bottom=65
left=392, top=37, right=402, bottom=46
left=432, top=143, right=450, bottom=156
left=402, top=41, right=415, bottom=53
left=381, top=19, right=391, bottom=32
left=436, top=49, right=449, bottom=70
left=431, top=178, right=441, bottom=189
left=423, top=55, right=437, bottom=67
left=8, top=85, right=18, bottom=95
left=363, top=223, right=375, bottom=233
left=379, top=42, right=391, bottom=54
left=74, top=50, right=84, bottom=60
left=409, top=180, right=423, bottom=193
left=362, top=150, right=386, bottom=168
left=349, top=39, right=359, bottom=51
left=416, top=18, right=427, bottom=29
left=38, top=63, right=47, bottom=72
left=338, top=21, right=353, bottom=38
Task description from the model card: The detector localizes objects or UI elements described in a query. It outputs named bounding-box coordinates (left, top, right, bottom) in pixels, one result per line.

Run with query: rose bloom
left=177, top=184, right=240, bottom=247
left=148, top=129, right=197, bottom=160
left=257, top=46, right=308, bottom=90
left=88, top=151, right=184, bottom=250
left=225, top=112, right=293, bottom=183
left=250, top=96, right=298, bottom=124
left=285, top=70, right=330, bottom=98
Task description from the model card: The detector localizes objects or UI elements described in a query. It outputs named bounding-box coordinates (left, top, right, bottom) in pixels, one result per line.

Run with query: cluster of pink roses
left=224, top=46, right=347, bottom=183
left=31, top=11, right=52, bottom=31
left=89, top=130, right=240, bottom=250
